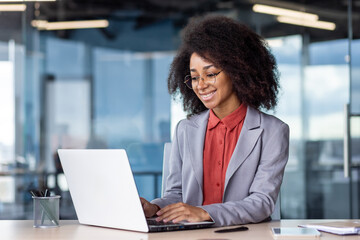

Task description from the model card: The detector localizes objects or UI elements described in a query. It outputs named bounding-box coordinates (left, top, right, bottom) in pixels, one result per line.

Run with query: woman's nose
left=196, top=77, right=207, bottom=89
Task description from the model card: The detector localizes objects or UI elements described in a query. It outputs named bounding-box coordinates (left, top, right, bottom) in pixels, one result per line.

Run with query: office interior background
left=0, top=0, right=359, bottom=220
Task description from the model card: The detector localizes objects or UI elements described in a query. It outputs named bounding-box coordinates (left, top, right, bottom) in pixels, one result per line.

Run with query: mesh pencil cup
left=32, top=195, right=61, bottom=228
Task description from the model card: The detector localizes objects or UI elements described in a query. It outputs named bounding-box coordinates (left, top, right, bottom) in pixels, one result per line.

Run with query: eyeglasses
left=184, top=70, right=223, bottom=89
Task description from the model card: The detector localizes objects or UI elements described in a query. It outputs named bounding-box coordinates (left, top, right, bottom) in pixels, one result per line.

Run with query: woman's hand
left=156, top=202, right=211, bottom=223
left=140, top=197, right=160, bottom=217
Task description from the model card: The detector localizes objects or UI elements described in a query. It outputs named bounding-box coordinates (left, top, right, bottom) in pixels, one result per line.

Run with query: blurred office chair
left=272, top=195, right=281, bottom=220
left=161, top=142, right=281, bottom=220
left=161, top=142, right=172, bottom=197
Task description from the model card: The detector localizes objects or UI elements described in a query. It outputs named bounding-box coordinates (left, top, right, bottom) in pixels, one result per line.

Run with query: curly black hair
left=168, top=15, right=280, bottom=117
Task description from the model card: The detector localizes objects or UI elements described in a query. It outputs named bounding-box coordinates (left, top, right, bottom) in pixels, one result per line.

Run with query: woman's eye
left=207, top=73, right=216, bottom=77
left=191, top=76, right=200, bottom=81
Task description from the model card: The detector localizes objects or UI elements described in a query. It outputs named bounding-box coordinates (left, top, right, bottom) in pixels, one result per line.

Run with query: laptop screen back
left=58, top=149, right=149, bottom=232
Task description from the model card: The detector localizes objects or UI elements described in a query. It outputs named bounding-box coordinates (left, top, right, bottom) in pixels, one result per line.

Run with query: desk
left=1, top=220, right=360, bottom=239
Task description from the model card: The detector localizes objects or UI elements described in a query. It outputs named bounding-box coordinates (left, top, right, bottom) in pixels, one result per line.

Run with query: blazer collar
left=186, top=110, right=209, bottom=197
left=243, top=105, right=261, bottom=130
left=189, top=110, right=209, bottom=128
left=224, top=106, right=263, bottom=193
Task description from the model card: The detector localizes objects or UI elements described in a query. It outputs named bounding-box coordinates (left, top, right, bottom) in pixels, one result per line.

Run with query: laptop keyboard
left=147, top=219, right=181, bottom=226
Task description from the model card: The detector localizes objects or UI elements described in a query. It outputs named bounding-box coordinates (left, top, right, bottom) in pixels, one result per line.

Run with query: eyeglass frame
left=184, top=70, right=223, bottom=89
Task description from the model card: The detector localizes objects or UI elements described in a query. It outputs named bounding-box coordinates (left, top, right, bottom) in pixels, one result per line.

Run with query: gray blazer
left=151, top=106, right=289, bottom=226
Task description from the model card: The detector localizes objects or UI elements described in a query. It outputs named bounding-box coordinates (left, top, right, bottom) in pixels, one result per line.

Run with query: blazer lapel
left=224, top=106, right=263, bottom=192
left=186, top=111, right=209, bottom=193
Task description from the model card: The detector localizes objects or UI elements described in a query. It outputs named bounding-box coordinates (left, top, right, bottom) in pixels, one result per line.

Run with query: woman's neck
left=212, top=101, right=241, bottom=120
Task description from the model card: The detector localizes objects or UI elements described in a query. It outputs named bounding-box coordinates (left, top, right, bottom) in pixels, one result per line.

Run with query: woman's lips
left=200, top=90, right=216, bottom=101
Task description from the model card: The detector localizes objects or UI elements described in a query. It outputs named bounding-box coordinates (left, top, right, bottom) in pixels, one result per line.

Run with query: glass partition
left=349, top=0, right=360, bottom=218
left=267, top=35, right=305, bottom=218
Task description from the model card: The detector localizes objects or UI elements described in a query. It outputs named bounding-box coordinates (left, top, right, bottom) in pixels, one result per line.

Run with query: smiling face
left=189, top=52, right=241, bottom=119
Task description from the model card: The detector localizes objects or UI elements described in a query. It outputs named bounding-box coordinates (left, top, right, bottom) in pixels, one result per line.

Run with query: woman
left=141, top=15, right=289, bottom=227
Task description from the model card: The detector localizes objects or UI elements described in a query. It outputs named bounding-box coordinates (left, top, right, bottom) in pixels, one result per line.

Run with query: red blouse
left=202, top=104, right=247, bottom=205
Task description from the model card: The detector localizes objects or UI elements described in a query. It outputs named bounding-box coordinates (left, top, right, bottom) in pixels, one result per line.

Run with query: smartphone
left=271, top=227, right=321, bottom=238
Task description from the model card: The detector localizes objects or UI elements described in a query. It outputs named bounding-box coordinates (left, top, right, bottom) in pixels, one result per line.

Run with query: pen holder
left=32, top=195, right=61, bottom=228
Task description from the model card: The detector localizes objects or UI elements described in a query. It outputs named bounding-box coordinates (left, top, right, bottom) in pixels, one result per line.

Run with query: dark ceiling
left=1, top=0, right=360, bottom=43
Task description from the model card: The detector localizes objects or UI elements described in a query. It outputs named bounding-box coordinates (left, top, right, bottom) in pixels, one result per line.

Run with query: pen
left=41, top=189, right=49, bottom=224
left=214, top=226, right=249, bottom=233
left=29, top=190, right=39, bottom=197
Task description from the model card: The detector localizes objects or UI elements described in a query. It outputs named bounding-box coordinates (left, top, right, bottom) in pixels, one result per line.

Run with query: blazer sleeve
left=199, top=122, right=290, bottom=226
left=151, top=121, right=183, bottom=208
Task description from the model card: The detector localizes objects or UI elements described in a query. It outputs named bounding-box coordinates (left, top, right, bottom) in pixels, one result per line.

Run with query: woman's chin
left=202, top=102, right=216, bottom=110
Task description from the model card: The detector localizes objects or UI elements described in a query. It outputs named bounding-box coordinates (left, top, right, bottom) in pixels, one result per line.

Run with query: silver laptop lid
left=58, top=149, right=149, bottom=232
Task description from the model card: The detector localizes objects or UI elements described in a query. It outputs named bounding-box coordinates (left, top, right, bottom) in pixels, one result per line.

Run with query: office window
left=0, top=60, right=15, bottom=206
left=0, top=61, right=15, bottom=166
left=93, top=48, right=172, bottom=200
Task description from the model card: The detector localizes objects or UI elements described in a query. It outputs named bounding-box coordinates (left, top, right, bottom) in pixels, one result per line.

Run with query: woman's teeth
left=201, top=91, right=215, bottom=100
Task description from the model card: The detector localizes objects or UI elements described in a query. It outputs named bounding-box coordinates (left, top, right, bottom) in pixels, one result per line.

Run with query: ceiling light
left=253, top=4, right=318, bottom=21
left=0, top=0, right=55, bottom=2
left=32, top=19, right=109, bottom=31
left=277, top=16, right=336, bottom=31
left=31, top=20, right=47, bottom=29
left=0, top=4, right=26, bottom=11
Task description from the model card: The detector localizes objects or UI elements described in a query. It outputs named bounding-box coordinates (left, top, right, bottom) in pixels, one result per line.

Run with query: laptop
left=57, top=149, right=214, bottom=232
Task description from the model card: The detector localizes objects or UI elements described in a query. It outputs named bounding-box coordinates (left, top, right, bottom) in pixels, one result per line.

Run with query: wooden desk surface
left=1, top=219, right=360, bottom=239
